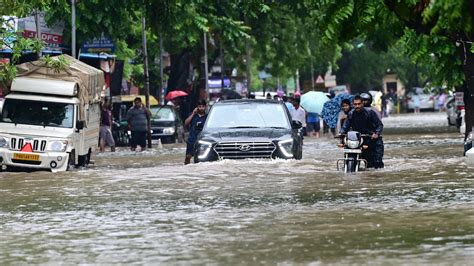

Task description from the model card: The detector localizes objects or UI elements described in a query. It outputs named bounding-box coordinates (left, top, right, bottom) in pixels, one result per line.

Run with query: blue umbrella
left=321, top=93, right=354, bottom=129
left=300, top=91, right=330, bottom=114
left=334, top=93, right=354, bottom=105
left=321, top=101, right=340, bottom=129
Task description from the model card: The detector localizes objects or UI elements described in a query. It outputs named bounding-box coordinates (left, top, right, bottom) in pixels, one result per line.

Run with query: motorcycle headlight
left=278, top=139, right=293, bottom=158
left=163, top=127, right=175, bottom=134
left=0, top=136, right=9, bottom=148
left=46, top=140, right=68, bottom=152
left=197, top=140, right=213, bottom=159
left=346, top=140, right=360, bottom=149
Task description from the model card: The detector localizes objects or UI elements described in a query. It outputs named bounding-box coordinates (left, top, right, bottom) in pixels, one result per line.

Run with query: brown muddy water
left=0, top=113, right=473, bottom=264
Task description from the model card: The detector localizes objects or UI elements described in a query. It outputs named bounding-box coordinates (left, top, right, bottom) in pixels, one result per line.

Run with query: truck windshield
left=0, top=99, right=74, bottom=128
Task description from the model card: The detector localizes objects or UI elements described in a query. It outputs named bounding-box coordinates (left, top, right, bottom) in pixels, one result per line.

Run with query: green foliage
left=0, top=15, right=43, bottom=89
left=41, top=55, right=70, bottom=73
left=314, top=0, right=474, bottom=94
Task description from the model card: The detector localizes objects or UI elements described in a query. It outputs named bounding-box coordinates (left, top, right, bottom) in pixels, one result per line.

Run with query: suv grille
left=214, top=141, right=276, bottom=159
left=10, top=138, right=47, bottom=152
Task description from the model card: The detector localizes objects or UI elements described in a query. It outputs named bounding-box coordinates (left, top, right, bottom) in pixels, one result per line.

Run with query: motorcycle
left=336, top=131, right=371, bottom=173
left=112, top=120, right=131, bottom=147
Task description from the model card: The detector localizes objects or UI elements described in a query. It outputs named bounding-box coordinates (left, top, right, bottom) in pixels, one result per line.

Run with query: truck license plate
left=13, top=153, right=40, bottom=161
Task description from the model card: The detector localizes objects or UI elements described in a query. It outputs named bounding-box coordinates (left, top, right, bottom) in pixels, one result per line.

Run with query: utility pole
left=204, top=32, right=209, bottom=100
left=71, top=0, right=76, bottom=58
left=245, top=39, right=252, bottom=94
left=220, top=36, right=225, bottom=90
left=141, top=15, right=152, bottom=148
left=34, top=10, right=42, bottom=57
left=159, top=33, right=165, bottom=105
left=296, top=69, right=301, bottom=94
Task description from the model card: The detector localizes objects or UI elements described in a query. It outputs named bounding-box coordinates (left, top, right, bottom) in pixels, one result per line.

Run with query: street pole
left=204, top=32, right=209, bottom=100
left=311, top=62, right=315, bottom=91
left=296, top=69, right=301, bottom=94
left=34, top=10, right=42, bottom=57
left=220, top=37, right=225, bottom=90
left=71, top=0, right=76, bottom=58
left=141, top=15, right=152, bottom=148
left=159, top=32, right=165, bottom=105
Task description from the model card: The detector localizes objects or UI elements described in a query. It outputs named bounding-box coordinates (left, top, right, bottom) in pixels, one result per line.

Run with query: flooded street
left=1, top=113, right=473, bottom=264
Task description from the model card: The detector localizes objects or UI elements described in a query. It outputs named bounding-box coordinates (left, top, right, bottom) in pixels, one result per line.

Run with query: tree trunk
left=462, top=41, right=474, bottom=141
left=246, top=38, right=252, bottom=92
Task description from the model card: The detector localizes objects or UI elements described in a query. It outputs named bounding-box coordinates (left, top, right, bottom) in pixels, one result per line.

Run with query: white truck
left=0, top=55, right=104, bottom=172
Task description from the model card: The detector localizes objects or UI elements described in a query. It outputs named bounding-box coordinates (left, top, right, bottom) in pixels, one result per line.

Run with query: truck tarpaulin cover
left=14, top=55, right=104, bottom=124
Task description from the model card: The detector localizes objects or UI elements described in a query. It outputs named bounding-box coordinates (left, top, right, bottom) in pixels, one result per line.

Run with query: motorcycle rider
left=360, top=92, right=382, bottom=119
left=340, top=95, right=384, bottom=168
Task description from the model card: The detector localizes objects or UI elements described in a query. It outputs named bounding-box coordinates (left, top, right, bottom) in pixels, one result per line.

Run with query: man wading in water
left=184, top=99, right=208, bottom=164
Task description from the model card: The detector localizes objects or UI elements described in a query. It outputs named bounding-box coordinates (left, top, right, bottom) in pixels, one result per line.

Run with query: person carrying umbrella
left=335, top=99, right=352, bottom=134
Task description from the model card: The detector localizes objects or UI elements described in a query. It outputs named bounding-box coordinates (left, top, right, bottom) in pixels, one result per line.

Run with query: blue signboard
left=208, top=77, right=231, bottom=88
left=82, top=36, right=115, bottom=53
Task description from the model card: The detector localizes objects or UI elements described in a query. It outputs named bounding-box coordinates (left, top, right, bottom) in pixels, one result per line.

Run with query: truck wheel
left=67, top=151, right=76, bottom=171
left=78, top=149, right=91, bottom=167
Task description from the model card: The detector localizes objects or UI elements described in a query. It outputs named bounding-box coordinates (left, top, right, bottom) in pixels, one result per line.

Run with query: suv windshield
left=150, top=106, right=175, bottom=121
left=205, top=103, right=290, bottom=129
left=0, top=99, right=74, bottom=128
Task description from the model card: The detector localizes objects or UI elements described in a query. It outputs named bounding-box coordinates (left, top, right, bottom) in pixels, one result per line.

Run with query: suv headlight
left=163, top=127, right=175, bottom=134
left=197, top=140, right=213, bottom=159
left=46, top=140, right=68, bottom=152
left=278, top=139, right=293, bottom=158
left=0, top=136, right=9, bottom=148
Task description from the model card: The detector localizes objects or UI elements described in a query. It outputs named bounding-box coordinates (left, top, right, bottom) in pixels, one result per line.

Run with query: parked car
left=406, top=89, right=436, bottom=111
left=194, top=99, right=303, bottom=163
left=445, top=96, right=463, bottom=128
left=149, top=105, right=185, bottom=144
left=111, top=94, right=159, bottom=122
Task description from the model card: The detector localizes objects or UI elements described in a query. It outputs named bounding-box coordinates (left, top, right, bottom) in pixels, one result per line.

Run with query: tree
left=0, top=1, right=46, bottom=89
left=315, top=0, right=474, bottom=138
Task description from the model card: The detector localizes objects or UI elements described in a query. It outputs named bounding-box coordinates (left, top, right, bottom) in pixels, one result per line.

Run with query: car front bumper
left=0, top=148, right=69, bottom=172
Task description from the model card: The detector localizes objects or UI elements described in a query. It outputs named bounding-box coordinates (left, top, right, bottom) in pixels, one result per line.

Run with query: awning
left=112, top=94, right=159, bottom=106
left=79, top=53, right=116, bottom=60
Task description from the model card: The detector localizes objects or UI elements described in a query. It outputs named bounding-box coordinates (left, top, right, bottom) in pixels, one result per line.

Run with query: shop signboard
left=82, top=36, right=116, bottom=53
left=16, top=12, right=64, bottom=48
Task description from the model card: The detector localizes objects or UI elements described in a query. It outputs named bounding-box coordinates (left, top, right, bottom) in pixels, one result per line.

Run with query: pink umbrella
left=165, top=90, right=188, bottom=100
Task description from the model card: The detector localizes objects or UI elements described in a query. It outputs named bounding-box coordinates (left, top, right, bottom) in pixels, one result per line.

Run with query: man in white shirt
left=290, top=97, right=306, bottom=137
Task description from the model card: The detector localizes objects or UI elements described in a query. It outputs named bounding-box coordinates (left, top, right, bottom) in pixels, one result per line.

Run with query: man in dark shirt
left=340, top=95, right=384, bottom=168
left=126, top=97, right=150, bottom=151
left=184, top=99, right=208, bottom=164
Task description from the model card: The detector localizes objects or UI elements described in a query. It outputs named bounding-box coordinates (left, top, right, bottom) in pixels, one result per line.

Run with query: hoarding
left=16, top=12, right=64, bottom=48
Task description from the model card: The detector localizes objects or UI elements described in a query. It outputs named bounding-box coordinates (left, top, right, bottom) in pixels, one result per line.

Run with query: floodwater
left=1, top=113, right=473, bottom=264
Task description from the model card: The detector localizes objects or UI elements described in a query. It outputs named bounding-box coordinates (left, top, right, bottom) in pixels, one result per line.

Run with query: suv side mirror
left=195, top=121, right=203, bottom=131
left=76, top=121, right=85, bottom=130
left=291, top=120, right=302, bottom=129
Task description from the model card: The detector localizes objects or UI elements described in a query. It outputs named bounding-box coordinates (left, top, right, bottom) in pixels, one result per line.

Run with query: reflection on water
left=0, top=127, right=473, bottom=264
